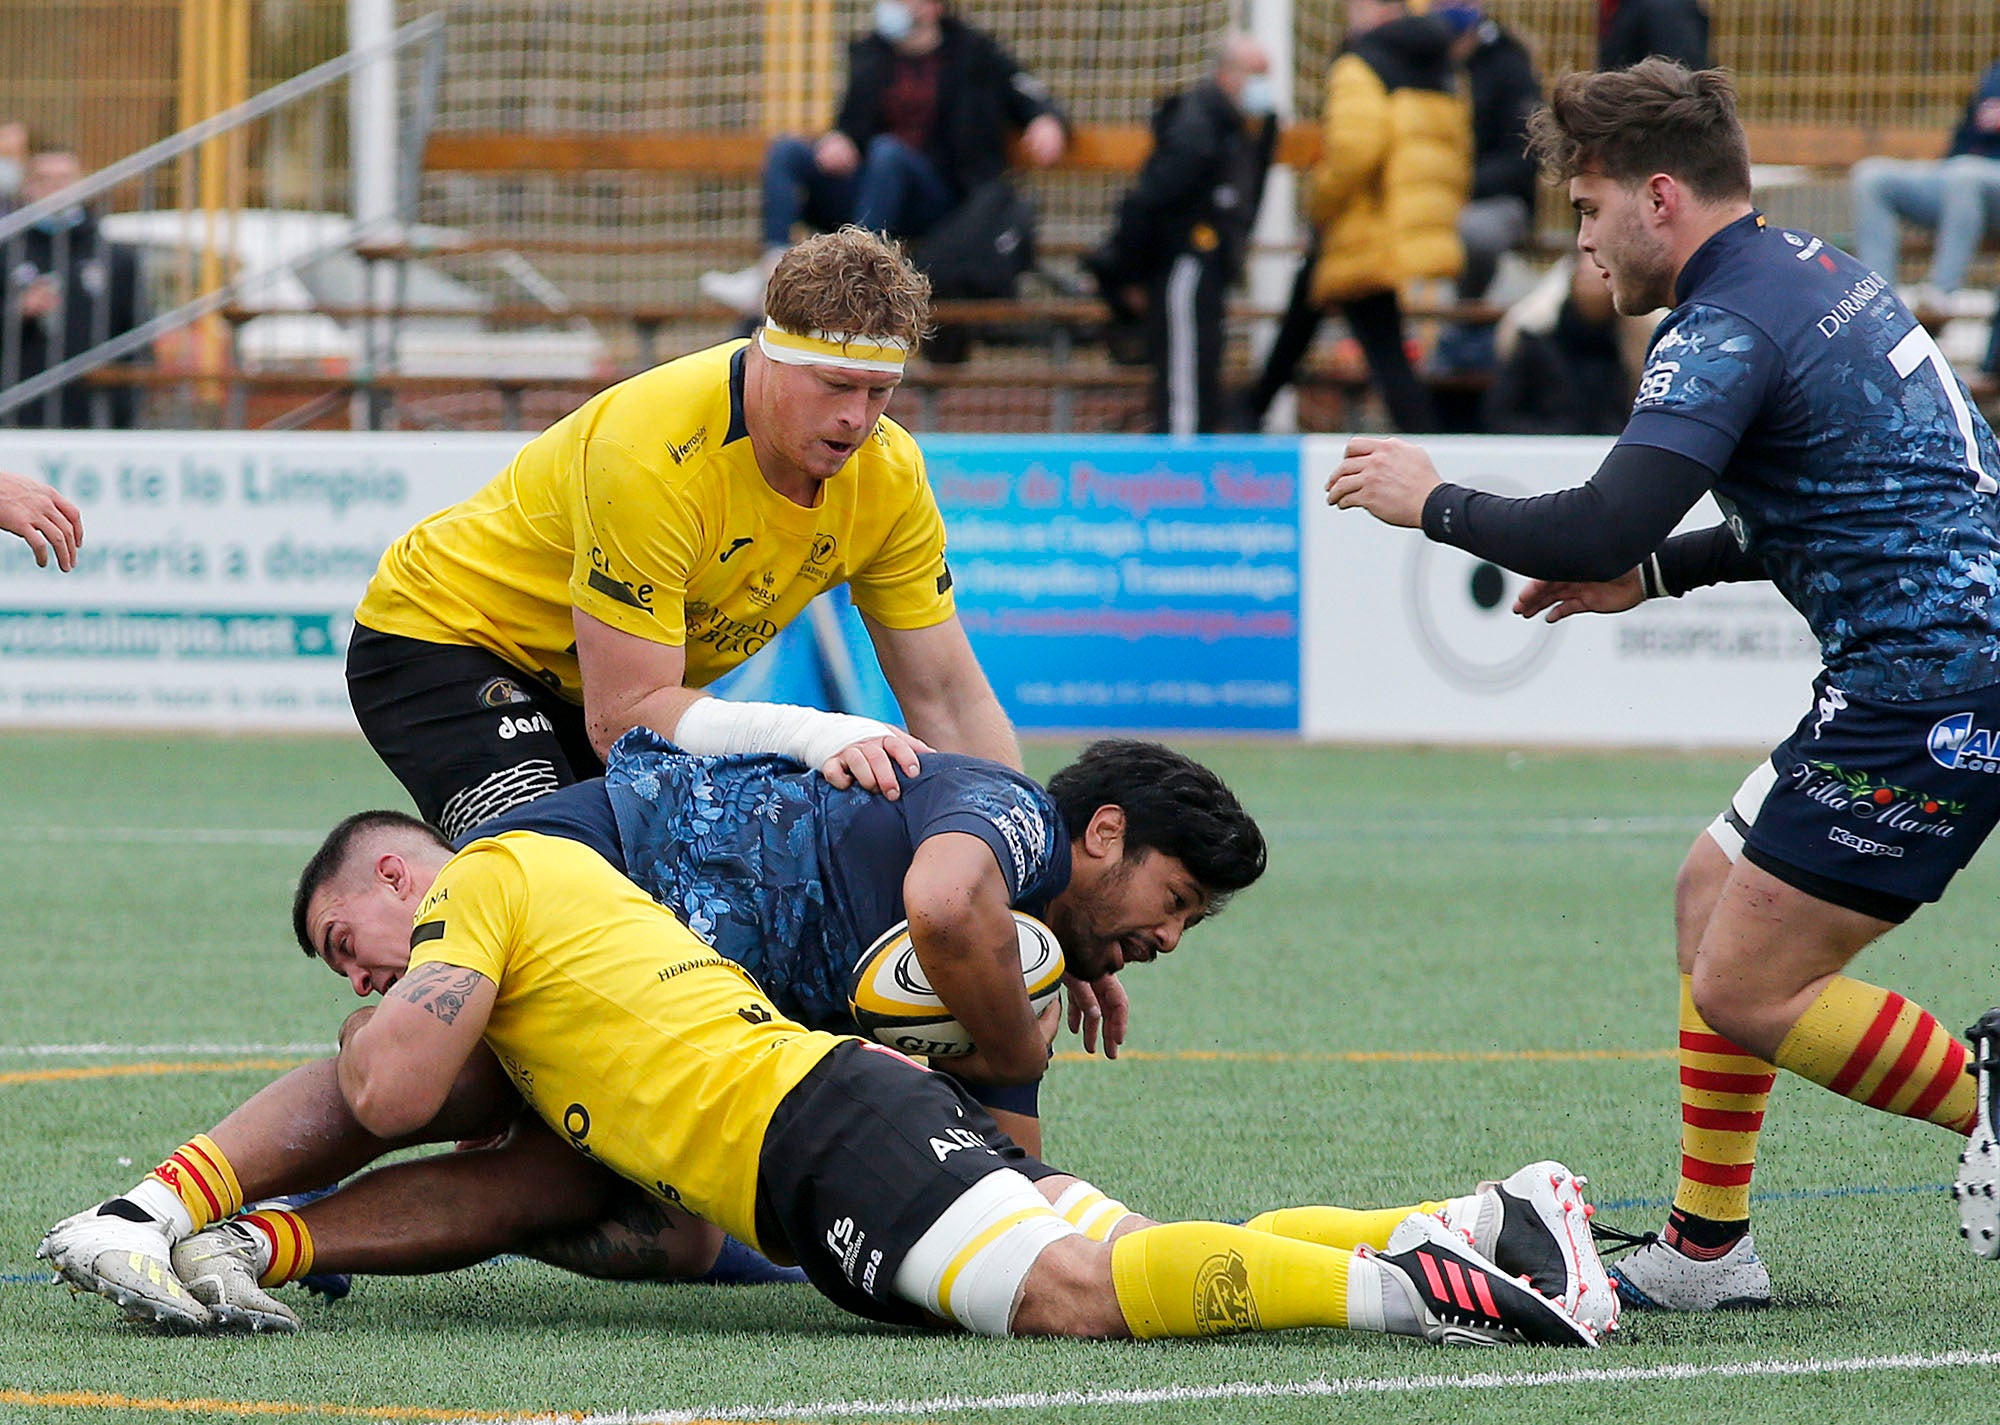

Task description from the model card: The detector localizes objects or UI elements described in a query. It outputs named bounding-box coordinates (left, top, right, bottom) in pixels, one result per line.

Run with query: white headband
left=758, top=320, right=911, bottom=374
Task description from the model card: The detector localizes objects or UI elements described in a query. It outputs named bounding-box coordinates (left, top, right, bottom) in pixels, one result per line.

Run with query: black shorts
left=345, top=625, right=603, bottom=840
left=752, top=1040, right=1060, bottom=1327
left=1740, top=673, right=2000, bottom=921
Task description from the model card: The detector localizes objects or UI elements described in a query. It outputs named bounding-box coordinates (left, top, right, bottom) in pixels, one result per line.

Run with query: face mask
left=1238, top=74, right=1276, bottom=119
left=0, top=159, right=22, bottom=198
left=874, top=0, right=914, bottom=43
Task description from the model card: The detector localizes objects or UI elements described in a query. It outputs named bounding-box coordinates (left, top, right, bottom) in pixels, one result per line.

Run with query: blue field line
left=1597, top=1180, right=1946, bottom=1213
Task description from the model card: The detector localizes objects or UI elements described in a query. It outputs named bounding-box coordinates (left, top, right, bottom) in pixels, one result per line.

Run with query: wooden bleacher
left=140, top=119, right=1992, bottom=430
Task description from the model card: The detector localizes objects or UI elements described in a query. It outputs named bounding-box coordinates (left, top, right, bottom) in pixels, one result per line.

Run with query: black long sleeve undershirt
left=1419, top=442, right=1764, bottom=592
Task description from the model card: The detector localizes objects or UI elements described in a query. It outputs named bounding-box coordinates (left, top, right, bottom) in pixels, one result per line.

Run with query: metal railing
left=0, top=11, right=445, bottom=427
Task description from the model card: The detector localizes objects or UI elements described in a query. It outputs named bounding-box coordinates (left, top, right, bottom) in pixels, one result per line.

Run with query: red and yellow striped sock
left=241, top=1208, right=315, bottom=1288
left=1674, top=975, right=1776, bottom=1228
left=1775, top=975, right=1975, bottom=1134
left=142, top=1134, right=243, bottom=1235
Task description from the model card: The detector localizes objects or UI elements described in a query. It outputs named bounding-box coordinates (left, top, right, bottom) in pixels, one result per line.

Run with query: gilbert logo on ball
left=847, top=912, right=1064, bottom=1059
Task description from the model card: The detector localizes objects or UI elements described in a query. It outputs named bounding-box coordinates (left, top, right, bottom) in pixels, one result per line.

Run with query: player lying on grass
left=68, top=813, right=1616, bottom=1345
left=40, top=733, right=1266, bottom=1314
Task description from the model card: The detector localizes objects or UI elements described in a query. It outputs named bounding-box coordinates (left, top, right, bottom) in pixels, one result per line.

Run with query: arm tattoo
left=391, top=962, right=486, bottom=1026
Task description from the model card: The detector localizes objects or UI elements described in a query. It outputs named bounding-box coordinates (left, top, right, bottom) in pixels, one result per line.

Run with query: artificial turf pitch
left=4, top=732, right=2000, bottom=1424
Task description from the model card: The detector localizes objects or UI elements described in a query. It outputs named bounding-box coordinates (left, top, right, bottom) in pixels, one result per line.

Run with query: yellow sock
left=138, top=1133, right=243, bottom=1235
left=1110, top=1220, right=1369, bottom=1338
left=1675, top=974, right=1776, bottom=1225
left=1776, top=975, right=1976, bottom=1133
left=241, top=1208, right=314, bottom=1288
left=1244, top=1202, right=1448, bottom=1252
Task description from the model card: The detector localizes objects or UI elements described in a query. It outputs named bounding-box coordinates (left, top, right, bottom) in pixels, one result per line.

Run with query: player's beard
left=1601, top=209, right=1677, bottom=316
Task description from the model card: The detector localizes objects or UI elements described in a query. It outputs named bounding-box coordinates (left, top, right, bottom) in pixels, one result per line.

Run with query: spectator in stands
left=1237, top=0, right=1469, bottom=433
left=700, top=0, right=1067, bottom=317
left=1084, top=33, right=1277, bottom=435
left=0, top=122, right=28, bottom=213
left=1596, top=0, right=1709, bottom=71
left=0, top=468, right=82, bottom=569
left=2, top=146, right=145, bottom=428
left=1480, top=255, right=1631, bottom=435
left=1850, top=58, right=2000, bottom=320
left=1429, top=1, right=1544, bottom=375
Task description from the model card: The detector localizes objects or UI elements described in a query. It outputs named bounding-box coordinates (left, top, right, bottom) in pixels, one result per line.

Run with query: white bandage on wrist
left=671, top=697, right=900, bottom=768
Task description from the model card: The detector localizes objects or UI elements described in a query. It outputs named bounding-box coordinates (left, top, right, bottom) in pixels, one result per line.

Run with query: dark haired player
left=40, top=734, right=1270, bottom=1319
left=1330, top=58, right=2000, bottom=1310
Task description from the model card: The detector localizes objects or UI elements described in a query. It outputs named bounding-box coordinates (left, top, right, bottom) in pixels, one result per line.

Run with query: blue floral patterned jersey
left=468, top=729, right=1070, bottom=1030
left=1621, top=212, right=2000, bottom=701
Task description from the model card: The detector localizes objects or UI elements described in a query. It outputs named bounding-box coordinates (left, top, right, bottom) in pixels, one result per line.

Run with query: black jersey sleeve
left=1646, top=522, right=1768, bottom=596
left=1419, top=443, right=1716, bottom=581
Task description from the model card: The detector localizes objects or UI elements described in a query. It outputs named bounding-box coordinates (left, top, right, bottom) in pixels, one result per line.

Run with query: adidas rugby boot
left=37, top=1199, right=209, bottom=1330
left=173, top=1223, right=300, bottom=1333
left=1368, top=1212, right=1597, bottom=1347
left=1440, top=1161, right=1618, bottom=1339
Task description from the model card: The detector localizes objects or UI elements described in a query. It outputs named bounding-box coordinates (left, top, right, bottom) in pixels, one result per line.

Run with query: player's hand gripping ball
left=847, top=912, right=1065, bottom=1058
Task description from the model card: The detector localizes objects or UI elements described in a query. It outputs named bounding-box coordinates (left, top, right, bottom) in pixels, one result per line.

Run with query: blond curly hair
left=763, top=227, right=933, bottom=353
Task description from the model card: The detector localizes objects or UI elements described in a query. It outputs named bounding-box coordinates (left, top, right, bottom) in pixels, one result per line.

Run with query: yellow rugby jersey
left=355, top=340, right=955, bottom=699
left=405, top=829, right=843, bottom=1250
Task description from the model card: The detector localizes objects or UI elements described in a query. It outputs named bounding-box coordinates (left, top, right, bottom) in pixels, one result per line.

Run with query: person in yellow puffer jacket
left=1239, top=0, right=1471, bottom=433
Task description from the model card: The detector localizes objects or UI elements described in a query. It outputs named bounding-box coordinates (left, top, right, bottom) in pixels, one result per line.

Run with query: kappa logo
left=1813, top=685, right=1849, bottom=739
left=1829, top=825, right=1904, bottom=857
left=1929, top=712, right=2000, bottom=774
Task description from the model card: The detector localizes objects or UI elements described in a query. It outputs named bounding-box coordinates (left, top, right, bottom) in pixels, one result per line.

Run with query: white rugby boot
left=1954, top=1007, right=2000, bottom=1258
left=37, top=1199, right=209, bottom=1330
left=1607, top=1229, right=1770, bottom=1311
left=1439, top=1161, right=1618, bottom=1339
left=1365, top=1213, right=1597, bottom=1347
left=173, top=1222, right=301, bottom=1333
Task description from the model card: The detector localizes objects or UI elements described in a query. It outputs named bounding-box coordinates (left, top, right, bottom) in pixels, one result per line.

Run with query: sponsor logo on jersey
left=746, top=569, right=780, bottom=607
left=665, top=425, right=708, bottom=465
left=1787, top=759, right=1960, bottom=840
left=497, top=711, right=553, bottom=741
left=1929, top=711, right=2000, bottom=774
left=1815, top=271, right=1890, bottom=339
left=827, top=1215, right=867, bottom=1283
left=936, top=561, right=953, bottom=596
left=1812, top=685, right=1848, bottom=738
left=718, top=536, right=753, bottom=563
left=409, top=919, right=447, bottom=948
left=587, top=564, right=654, bottom=612
left=1193, top=1251, right=1261, bottom=1334
left=1829, top=825, right=1904, bottom=857
left=692, top=609, right=780, bottom=657
left=563, top=1103, right=593, bottom=1154
left=930, top=1126, right=990, bottom=1161
left=478, top=677, right=530, bottom=707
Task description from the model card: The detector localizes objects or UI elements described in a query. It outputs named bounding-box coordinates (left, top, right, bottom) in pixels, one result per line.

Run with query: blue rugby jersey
left=1620, top=213, right=2000, bottom=701
left=468, top=729, right=1070, bottom=1030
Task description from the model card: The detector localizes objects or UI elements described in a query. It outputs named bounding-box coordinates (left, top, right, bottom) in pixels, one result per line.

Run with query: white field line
left=494, top=1350, right=2000, bottom=1424
left=0, top=825, right=321, bottom=845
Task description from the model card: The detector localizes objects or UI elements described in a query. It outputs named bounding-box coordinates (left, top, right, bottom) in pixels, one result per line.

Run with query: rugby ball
left=847, top=912, right=1065, bottom=1059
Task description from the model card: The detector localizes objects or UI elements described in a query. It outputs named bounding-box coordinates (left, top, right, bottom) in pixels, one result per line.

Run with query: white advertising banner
left=0, top=432, right=518, bottom=730
left=1299, top=434, right=1821, bottom=747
